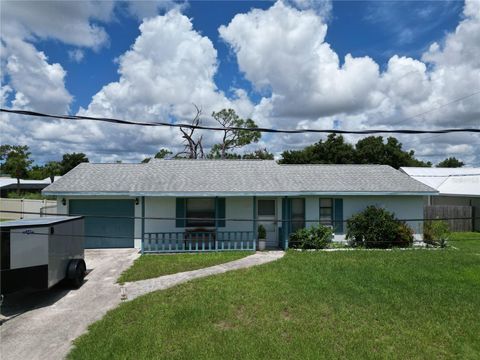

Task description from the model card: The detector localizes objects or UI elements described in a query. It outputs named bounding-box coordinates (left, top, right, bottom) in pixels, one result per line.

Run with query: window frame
left=319, top=198, right=333, bottom=226
left=290, top=198, right=305, bottom=233
left=185, top=198, right=216, bottom=228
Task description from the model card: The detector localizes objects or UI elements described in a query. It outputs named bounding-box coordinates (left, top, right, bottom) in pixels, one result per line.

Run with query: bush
left=423, top=220, right=450, bottom=248
left=346, top=206, right=414, bottom=248
left=289, top=225, right=333, bottom=250
left=257, top=224, right=266, bottom=239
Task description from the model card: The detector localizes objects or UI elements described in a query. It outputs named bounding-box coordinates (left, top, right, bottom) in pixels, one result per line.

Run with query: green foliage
left=346, top=206, right=414, bottom=248
left=6, top=191, right=54, bottom=200
left=436, top=157, right=464, bottom=168
left=289, top=224, right=333, bottom=249
left=242, top=148, right=274, bottom=160
left=424, top=220, right=450, bottom=247
left=0, top=145, right=33, bottom=191
left=257, top=224, right=267, bottom=239
left=60, top=152, right=89, bottom=174
left=280, top=134, right=355, bottom=164
left=210, top=108, right=261, bottom=159
left=280, top=135, right=431, bottom=169
left=154, top=148, right=173, bottom=159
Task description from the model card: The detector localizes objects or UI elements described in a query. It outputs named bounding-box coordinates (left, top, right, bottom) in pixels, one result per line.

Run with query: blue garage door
left=69, top=199, right=135, bottom=248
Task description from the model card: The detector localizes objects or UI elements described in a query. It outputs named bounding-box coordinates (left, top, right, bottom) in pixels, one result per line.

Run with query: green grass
left=118, top=251, right=253, bottom=283
left=70, top=234, right=480, bottom=359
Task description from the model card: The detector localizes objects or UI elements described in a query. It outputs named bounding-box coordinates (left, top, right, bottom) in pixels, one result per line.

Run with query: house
left=0, top=176, right=60, bottom=197
left=401, top=167, right=480, bottom=231
left=42, top=160, right=436, bottom=252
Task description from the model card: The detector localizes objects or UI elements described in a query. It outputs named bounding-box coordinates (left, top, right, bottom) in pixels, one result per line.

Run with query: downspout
left=141, top=196, right=145, bottom=254
left=253, top=196, right=257, bottom=251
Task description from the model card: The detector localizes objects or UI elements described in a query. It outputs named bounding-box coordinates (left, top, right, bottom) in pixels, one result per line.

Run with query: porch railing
left=143, top=231, right=256, bottom=253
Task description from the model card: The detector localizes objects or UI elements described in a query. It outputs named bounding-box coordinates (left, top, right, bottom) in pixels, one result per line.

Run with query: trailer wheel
left=67, top=259, right=86, bottom=289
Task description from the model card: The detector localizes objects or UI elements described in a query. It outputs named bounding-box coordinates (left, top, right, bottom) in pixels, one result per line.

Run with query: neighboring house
left=0, top=176, right=61, bottom=197
left=401, top=167, right=480, bottom=231
left=42, top=160, right=436, bottom=252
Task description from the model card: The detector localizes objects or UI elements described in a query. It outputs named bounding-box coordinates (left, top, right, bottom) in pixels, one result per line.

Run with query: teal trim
left=282, top=197, right=290, bottom=250
left=334, top=198, right=344, bottom=234
left=141, top=196, right=145, bottom=254
left=69, top=199, right=134, bottom=248
left=253, top=196, right=257, bottom=248
left=216, top=198, right=226, bottom=227
left=175, top=198, right=186, bottom=227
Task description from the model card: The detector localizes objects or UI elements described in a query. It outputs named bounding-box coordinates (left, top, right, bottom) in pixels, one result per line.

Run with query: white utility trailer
left=1, top=216, right=86, bottom=296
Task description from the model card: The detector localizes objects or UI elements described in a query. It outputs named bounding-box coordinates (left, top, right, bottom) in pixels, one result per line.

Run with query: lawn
left=118, top=251, right=253, bottom=283
left=70, top=234, right=480, bottom=359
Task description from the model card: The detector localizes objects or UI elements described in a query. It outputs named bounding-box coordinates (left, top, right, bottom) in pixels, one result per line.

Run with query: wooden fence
left=424, top=205, right=473, bottom=232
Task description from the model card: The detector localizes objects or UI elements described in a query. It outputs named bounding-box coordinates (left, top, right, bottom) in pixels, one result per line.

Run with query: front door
left=257, top=199, right=277, bottom=249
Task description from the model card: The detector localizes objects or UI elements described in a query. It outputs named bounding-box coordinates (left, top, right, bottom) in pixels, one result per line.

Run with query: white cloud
left=68, top=49, right=85, bottom=63
left=0, top=1, right=114, bottom=50
left=220, top=0, right=480, bottom=165
left=77, top=10, right=255, bottom=160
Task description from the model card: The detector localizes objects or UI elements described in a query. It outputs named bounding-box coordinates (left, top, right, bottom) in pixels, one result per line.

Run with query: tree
left=1, top=145, right=33, bottom=192
left=211, top=109, right=261, bottom=159
left=242, top=148, right=274, bottom=160
left=437, top=157, right=464, bottom=168
left=280, top=134, right=355, bottom=164
left=44, top=161, right=62, bottom=182
left=60, top=153, right=89, bottom=174
left=355, top=136, right=431, bottom=169
left=154, top=148, right=173, bottom=159
left=176, top=105, right=205, bottom=159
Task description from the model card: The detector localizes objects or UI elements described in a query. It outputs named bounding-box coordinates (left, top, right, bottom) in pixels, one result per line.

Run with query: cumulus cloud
left=220, top=0, right=480, bottom=165
left=78, top=10, right=255, bottom=160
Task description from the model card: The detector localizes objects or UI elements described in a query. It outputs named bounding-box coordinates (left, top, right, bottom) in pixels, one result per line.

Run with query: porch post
left=215, top=196, right=219, bottom=251
left=253, top=196, right=257, bottom=251
left=141, top=196, right=145, bottom=254
left=283, top=196, right=289, bottom=250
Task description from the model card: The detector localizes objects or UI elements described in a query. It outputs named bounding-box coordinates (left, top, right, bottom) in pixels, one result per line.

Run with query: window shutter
left=176, top=198, right=186, bottom=228
left=334, top=198, right=344, bottom=234
left=216, top=198, right=226, bottom=227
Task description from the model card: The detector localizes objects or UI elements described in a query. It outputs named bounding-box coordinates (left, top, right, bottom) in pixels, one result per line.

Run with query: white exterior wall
left=56, top=194, right=426, bottom=249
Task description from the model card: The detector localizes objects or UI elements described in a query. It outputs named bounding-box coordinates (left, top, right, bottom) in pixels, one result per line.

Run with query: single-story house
left=401, top=167, right=480, bottom=231
left=0, top=176, right=60, bottom=197
left=42, top=160, right=436, bottom=252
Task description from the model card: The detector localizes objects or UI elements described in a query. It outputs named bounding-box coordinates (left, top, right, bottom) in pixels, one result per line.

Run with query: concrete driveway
left=1, top=248, right=139, bottom=360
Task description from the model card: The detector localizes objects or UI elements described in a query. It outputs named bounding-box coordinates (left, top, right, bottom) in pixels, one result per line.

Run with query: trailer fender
left=67, top=259, right=86, bottom=288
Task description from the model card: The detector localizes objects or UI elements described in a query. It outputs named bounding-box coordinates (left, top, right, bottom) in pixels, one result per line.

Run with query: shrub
left=289, top=225, right=333, bottom=250
left=257, top=225, right=266, bottom=239
left=346, top=206, right=414, bottom=248
left=423, top=220, right=450, bottom=248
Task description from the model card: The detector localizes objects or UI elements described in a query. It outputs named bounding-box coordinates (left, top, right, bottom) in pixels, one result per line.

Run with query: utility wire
left=2, top=108, right=480, bottom=135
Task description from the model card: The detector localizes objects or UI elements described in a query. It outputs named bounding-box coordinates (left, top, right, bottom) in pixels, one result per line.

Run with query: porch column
left=141, top=196, right=145, bottom=254
left=253, top=196, right=257, bottom=251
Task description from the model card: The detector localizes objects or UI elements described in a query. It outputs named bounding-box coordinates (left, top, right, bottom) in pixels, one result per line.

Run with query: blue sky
left=30, top=0, right=464, bottom=113
left=1, top=0, right=479, bottom=165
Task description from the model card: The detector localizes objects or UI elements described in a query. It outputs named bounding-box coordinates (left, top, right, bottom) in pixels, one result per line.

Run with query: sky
left=1, top=0, right=479, bottom=165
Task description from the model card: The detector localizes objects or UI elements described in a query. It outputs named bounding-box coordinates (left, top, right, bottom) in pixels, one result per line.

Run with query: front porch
left=143, top=230, right=256, bottom=253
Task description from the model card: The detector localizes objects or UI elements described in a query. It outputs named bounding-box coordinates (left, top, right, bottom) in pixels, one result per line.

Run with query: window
left=291, top=198, right=305, bottom=233
left=258, top=200, right=276, bottom=216
left=186, top=198, right=215, bottom=227
left=319, top=198, right=333, bottom=226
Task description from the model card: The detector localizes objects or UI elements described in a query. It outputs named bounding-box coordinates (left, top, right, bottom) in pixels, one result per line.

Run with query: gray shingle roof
left=43, top=160, right=436, bottom=195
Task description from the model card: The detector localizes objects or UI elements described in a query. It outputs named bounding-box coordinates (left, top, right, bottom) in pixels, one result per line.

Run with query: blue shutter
left=334, top=198, right=344, bottom=234
left=176, top=198, right=186, bottom=228
left=216, top=198, right=226, bottom=227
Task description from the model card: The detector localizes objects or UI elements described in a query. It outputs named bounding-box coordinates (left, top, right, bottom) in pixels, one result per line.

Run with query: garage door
left=69, top=199, right=135, bottom=248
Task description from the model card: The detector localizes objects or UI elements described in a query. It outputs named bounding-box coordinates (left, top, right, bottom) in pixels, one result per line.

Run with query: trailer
left=1, top=216, right=86, bottom=296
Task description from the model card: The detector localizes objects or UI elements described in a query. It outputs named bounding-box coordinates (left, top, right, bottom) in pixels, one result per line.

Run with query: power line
left=2, top=108, right=480, bottom=135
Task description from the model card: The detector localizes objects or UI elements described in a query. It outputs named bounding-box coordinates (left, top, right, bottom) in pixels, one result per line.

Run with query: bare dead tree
left=176, top=104, right=205, bottom=159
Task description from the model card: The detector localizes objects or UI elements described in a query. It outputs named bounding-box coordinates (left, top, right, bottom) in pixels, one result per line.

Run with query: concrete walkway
left=1, top=249, right=140, bottom=360
left=123, top=251, right=285, bottom=301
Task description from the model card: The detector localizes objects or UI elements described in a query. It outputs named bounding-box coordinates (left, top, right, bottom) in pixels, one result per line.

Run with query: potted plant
left=257, top=224, right=267, bottom=250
